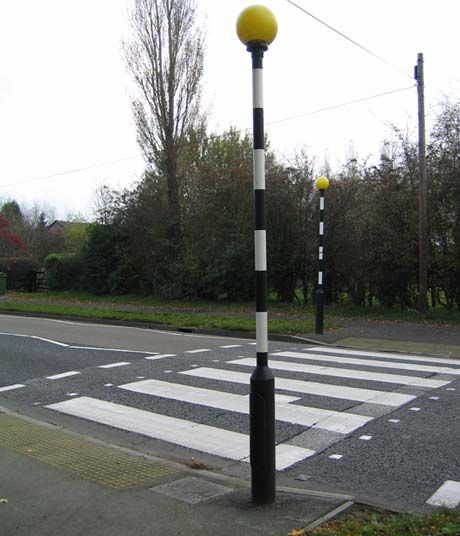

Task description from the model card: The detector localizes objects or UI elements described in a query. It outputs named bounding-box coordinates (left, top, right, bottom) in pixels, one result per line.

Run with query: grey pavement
left=0, top=411, right=349, bottom=536
left=297, top=316, right=460, bottom=357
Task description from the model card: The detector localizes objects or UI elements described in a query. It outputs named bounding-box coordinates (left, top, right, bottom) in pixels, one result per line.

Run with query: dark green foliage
left=0, top=257, right=39, bottom=291
left=182, top=130, right=254, bottom=300
left=266, top=159, right=305, bottom=303
left=44, top=253, right=84, bottom=291
left=428, top=99, right=460, bottom=310
left=45, top=97, right=459, bottom=312
left=79, top=224, right=119, bottom=295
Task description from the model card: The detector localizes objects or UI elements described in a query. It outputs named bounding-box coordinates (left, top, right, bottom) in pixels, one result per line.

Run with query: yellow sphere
left=236, top=5, right=278, bottom=46
left=315, top=176, right=330, bottom=190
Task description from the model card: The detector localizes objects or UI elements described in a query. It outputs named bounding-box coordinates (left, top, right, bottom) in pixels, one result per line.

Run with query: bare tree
left=124, top=0, right=204, bottom=245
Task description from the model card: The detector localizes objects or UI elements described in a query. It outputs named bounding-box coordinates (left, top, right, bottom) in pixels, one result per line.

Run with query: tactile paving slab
left=0, top=414, right=180, bottom=489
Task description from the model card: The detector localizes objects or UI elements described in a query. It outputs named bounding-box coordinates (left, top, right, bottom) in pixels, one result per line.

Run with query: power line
left=0, top=155, right=143, bottom=190
left=265, top=85, right=416, bottom=126
left=0, top=86, right=415, bottom=190
left=285, top=0, right=414, bottom=80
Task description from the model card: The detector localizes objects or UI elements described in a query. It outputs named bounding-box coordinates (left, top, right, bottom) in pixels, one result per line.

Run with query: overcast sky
left=0, top=0, right=458, bottom=219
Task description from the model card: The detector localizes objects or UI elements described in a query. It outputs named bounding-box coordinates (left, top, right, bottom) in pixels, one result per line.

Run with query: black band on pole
left=253, top=109, right=265, bottom=149
left=255, top=271, right=268, bottom=312
left=254, top=190, right=266, bottom=229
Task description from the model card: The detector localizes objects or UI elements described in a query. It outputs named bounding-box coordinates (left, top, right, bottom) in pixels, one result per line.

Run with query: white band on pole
left=256, top=312, right=268, bottom=353
left=255, top=230, right=267, bottom=271
left=253, top=150, right=265, bottom=189
left=252, top=69, right=264, bottom=108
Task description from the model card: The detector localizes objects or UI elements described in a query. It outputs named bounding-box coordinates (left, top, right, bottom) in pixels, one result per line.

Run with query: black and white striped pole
left=315, top=176, right=329, bottom=335
left=236, top=5, right=277, bottom=505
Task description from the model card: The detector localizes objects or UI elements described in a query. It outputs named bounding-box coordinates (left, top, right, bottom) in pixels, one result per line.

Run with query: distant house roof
left=47, top=220, right=66, bottom=228
left=47, top=220, right=90, bottom=235
left=46, top=220, right=67, bottom=235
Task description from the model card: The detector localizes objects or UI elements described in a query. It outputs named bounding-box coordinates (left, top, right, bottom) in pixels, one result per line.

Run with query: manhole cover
left=151, top=476, right=233, bottom=504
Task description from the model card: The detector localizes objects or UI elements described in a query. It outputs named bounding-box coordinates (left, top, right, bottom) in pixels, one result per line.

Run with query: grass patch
left=4, top=290, right=460, bottom=326
left=0, top=302, right=315, bottom=334
left=302, top=509, right=460, bottom=536
left=8, top=291, right=255, bottom=311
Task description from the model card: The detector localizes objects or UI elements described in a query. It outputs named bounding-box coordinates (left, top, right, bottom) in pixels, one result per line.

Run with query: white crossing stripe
left=185, top=349, right=210, bottom=354
left=98, top=362, right=131, bottom=369
left=308, top=346, right=460, bottom=367
left=145, top=354, right=176, bottom=360
left=274, top=394, right=301, bottom=404
left=46, top=371, right=81, bottom=380
left=228, top=358, right=450, bottom=389
left=180, top=367, right=415, bottom=407
left=118, top=379, right=371, bottom=434
left=273, top=351, right=460, bottom=375
left=220, top=345, right=242, bottom=349
left=0, top=384, right=25, bottom=393
left=46, top=397, right=314, bottom=470
left=427, top=480, right=460, bottom=508
left=229, top=358, right=450, bottom=388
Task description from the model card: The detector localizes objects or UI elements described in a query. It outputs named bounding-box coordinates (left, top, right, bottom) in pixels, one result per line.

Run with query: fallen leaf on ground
left=288, top=529, right=305, bottom=536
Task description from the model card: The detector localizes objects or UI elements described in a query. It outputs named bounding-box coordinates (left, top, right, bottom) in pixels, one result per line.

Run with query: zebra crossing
left=44, top=343, right=460, bottom=472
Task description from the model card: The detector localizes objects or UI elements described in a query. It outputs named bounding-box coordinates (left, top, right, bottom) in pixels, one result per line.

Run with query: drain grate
left=0, top=414, right=180, bottom=489
left=151, top=476, right=233, bottom=504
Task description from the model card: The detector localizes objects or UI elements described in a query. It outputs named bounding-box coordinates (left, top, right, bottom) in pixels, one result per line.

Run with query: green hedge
left=44, top=253, right=84, bottom=291
left=0, top=257, right=39, bottom=291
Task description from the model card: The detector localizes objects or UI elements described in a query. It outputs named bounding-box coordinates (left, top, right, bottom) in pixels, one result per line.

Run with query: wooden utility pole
left=415, top=52, right=428, bottom=316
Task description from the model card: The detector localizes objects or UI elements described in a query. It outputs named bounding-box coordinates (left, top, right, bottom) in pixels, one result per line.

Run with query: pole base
left=250, top=362, right=275, bottom=504
left=315, top=287, right=324, bottom=335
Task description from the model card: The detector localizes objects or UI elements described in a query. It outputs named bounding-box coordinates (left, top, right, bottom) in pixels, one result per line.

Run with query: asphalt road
left=1, top=314, right=460, bottom=513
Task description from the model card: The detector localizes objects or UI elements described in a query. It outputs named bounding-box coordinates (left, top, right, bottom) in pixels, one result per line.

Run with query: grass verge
left=6, top=291, right=460, bottom=325
left=0, top=302, right=315, bottom=335
left=298, top=509, right=460, bottom=536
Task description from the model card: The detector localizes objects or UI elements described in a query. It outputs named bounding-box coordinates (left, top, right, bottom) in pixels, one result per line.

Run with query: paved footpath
left=1, top=316, right=460, bottom=534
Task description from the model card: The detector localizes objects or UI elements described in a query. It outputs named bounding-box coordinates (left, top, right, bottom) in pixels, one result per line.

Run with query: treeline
left=43, top=98, right=458, bottom=311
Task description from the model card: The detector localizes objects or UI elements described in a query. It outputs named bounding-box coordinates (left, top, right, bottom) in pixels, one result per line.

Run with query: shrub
left=0, top=257, right=39, bottom=291
left=44, top=253, right=84, bottom=290
left=79, top=224, right=119, bottom=295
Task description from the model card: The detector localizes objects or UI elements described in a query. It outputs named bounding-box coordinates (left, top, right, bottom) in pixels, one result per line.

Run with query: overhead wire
left=0, top=155, right=143, bottom=190
left=285, top=0, right=414, bottom=80
left=1, top=4, right=418, bottom=192
left=0, top=85, right=415, bottom=190
left=265, top=85, right=416, bottom=126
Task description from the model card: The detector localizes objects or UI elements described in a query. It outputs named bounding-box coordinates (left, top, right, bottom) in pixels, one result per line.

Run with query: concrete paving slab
left=0, top=411, right=350, bottom=536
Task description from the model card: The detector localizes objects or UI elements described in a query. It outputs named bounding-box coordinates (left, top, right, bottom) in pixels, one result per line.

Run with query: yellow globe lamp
left=315, top=176, right=330, bottom=191
left=236, top=5, right=278, bottom=46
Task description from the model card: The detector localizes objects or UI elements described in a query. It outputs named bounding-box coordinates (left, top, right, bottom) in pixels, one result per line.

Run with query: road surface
left=1, top=314, right=459, bottom=512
